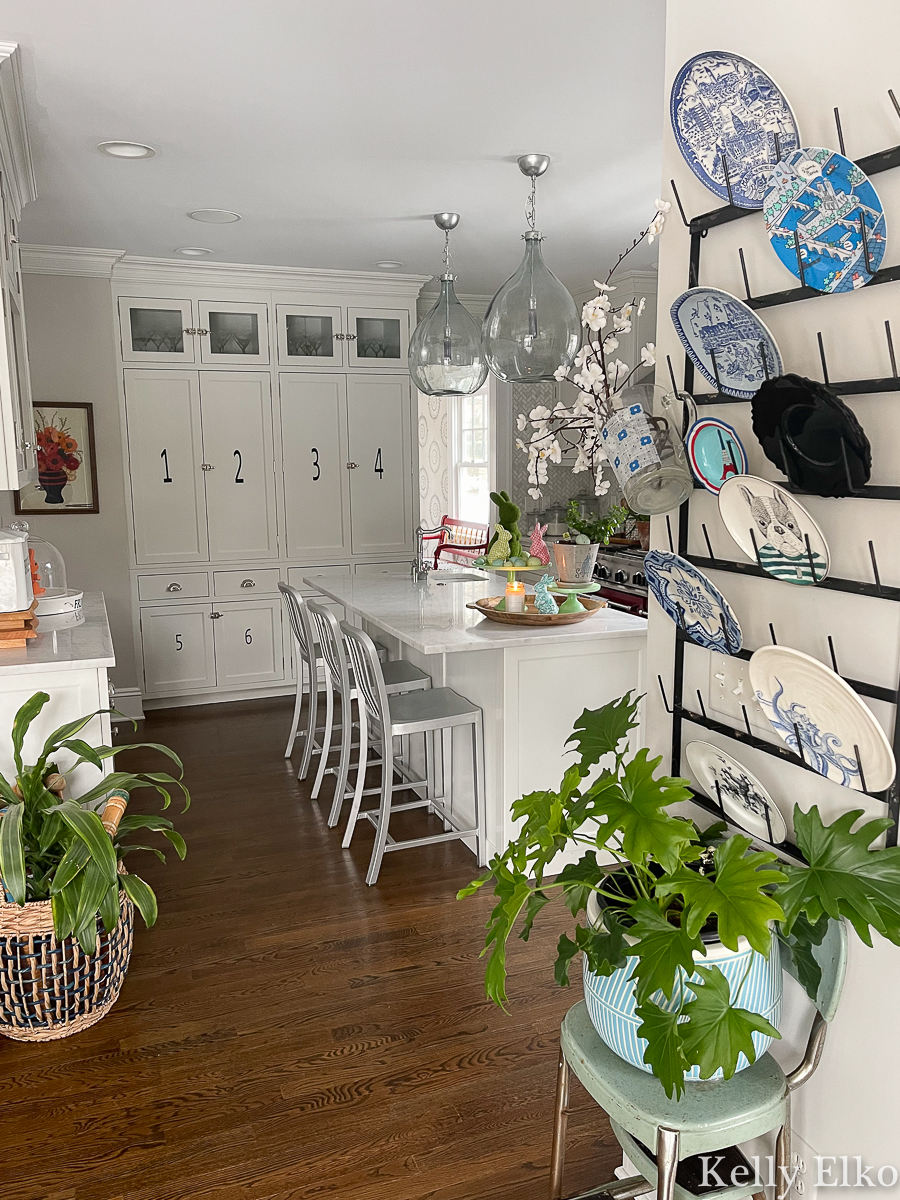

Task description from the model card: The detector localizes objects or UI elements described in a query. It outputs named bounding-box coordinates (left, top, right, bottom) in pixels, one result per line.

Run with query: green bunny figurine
left=488, top=490, right=522, bottom=560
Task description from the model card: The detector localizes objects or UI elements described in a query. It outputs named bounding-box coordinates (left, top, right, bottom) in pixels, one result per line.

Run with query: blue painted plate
left=764, top=147, right=887, bottom=293
left=670, top=51, right=800, bottom=209
left=671, top=287, right=782, bottom=400
left=686, top=418, right=747, bottom=493
left=644, top=549, right=741, bottom=654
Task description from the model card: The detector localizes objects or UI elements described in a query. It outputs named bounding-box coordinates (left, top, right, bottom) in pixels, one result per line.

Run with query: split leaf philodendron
left=460, top=692, right=900, bottom=1099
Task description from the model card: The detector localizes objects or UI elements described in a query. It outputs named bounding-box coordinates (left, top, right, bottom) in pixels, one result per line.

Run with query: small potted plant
left=552, top=499, right=628, bottom=584
left=461, top=692, right=900, bottom=1098
left=0, top=691, right=189, bottom=1041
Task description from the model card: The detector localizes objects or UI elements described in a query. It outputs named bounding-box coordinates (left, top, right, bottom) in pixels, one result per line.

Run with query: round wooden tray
left=466, top=595, right=607, bottom=627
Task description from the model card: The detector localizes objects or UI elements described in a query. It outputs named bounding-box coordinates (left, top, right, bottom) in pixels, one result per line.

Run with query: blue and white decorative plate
left=686, top=418, right=748, bottom=493
left=670, top=51, right=800, bottom=209
left=671, top=287, right=782, bottom=399
left=718, top=474, right=830, bottom=585
left=685, top=740, right=787, bottom=843
left=749, top=645, right=896, bottom=792
left=764, top=147, right=887, bottom=293
left=644, top=550, right=742, bottom=654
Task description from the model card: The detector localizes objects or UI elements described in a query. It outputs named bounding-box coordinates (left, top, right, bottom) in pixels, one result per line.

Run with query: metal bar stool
left=340, top=621, right=486, bottom=885
left=278, top=583, right=389, bottom=780
left=306, top=600, right=431, bottom=824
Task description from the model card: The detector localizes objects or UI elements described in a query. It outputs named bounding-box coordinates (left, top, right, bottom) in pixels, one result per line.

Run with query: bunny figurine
left=529, top=520, right=550, bottom=565
left=533, top=574, right=559, bottom=615
left=486, top=524, right=512, bottom=564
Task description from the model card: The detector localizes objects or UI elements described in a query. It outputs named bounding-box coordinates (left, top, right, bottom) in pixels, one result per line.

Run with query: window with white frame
left=451, top=385, right=493, bottom=525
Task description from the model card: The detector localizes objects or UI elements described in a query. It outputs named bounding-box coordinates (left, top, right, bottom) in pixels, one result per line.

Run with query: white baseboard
left=143, top=682, right=297, bottom=711
left=111, top=687, right=145, bottom=722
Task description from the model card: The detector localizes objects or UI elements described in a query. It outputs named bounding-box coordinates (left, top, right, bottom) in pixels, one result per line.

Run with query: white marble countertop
left=306, top=572, right=647, bottom=655
left=0, top=592, right=115, bottom=674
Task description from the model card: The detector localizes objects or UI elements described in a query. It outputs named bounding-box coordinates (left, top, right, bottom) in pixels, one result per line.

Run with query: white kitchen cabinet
left=140, top=603, right=216, bottom=694
left=118, top=297, right=196, bottom=363
left=212, top=599, right=284, bottom=688
left=198, top=300, right=270, bottom=366
left=276, top=303, right=344, bottom=368
left=346, top=307, right=409, bottom=369
left=347, top=375, right=412, bottom=556
left=279, top=373, right=351, bottom=559
left=0, top=282, right=36, bottom=487
left=354, top=561, right=411, bottom=575
left=200, top=372, right=278, bottom=561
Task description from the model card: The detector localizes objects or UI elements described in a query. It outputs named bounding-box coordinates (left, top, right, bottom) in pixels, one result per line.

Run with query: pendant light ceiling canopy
left=482, top=154, right=580, bottom=385
left=408, top=212, right=489, bottom=397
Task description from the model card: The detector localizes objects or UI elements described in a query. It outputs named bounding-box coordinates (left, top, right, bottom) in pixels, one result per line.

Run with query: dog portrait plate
left=749, top=645, right=896, bottom=792
left=686, top=418, right=748, bottom=494
left=671, top=287, right=782, bottom=399
left=644, top=550, right=742, bottom=654
left=670, top=51, right=800, bottom=209
left=718, top=474, right=830, bottom=585
left=686, top=741, right=786, bottom=843
left=764, top=147, right=887, bottom=293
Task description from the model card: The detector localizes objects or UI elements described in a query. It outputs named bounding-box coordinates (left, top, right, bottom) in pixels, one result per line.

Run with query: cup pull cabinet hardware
left=240, top=579, right=255, bottom=588
left=166, top=582, right=183, bottom=593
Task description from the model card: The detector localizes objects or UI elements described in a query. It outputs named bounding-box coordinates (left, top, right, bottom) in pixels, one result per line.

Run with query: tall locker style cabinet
left=115, top=273, right=425, bottom=706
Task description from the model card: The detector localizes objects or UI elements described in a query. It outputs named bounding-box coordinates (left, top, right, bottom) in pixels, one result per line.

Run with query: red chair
left=427, top=516, right=490, bottom=569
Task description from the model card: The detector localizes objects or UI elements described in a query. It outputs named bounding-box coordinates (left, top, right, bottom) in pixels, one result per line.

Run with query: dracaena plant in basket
left=0, top=691, right=189, bottom=953
left=460, top=693, right=900, bottom=1099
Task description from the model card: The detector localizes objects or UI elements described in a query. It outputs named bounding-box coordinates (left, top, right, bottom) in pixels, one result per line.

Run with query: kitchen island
left=306, top=572, right=647, bottom=860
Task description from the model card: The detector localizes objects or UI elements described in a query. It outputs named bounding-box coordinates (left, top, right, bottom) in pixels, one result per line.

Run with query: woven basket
left=0, top=890, right=134, bottom=1041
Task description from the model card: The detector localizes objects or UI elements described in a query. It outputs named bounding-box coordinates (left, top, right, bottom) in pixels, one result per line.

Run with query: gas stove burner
left=594, top=546, right=648, bottom=609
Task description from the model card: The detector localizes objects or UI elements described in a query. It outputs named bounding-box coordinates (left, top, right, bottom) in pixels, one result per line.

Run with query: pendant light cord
left=443, top=229, right=452, bottom=275
left=525, top=176, right=537, bottom=232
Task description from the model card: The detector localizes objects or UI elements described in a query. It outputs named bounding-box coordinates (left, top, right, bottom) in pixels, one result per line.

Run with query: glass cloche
left=9, top=521, right=68, bottom=598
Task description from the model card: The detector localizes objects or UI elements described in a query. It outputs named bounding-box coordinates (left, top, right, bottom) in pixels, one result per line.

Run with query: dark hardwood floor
left=3, top=698, right=618, bottom=1200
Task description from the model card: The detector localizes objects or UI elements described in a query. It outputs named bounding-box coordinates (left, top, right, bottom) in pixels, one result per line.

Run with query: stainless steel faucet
left=412, top=524, right=451, bottom=582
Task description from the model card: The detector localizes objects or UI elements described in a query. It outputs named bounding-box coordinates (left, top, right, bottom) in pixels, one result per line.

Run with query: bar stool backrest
left=341, top=622, right=390, bottom=732
left=307, top=600, right=351, bottom=695
left=278, top=583, right=315, bottom=664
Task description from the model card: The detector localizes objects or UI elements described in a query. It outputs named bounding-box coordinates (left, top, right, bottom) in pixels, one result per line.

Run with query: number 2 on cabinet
left=233, top=450, right=244, bottom=484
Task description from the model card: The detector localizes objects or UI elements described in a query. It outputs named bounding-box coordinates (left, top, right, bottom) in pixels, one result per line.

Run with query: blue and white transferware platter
left=718, top=474, right=830, bottom=586
left=671, top=287, right=782, bottom=399
left=685, top=740, right=787, bottom=843
left=749, top=645, right=896, bottom=792
left=686, top=418, right=747, bottom=494
left=764, top=147, right=887, bottom=293
left=644, top=549, right=742, bottom=654
left=670, top=51, right=800, bottom=209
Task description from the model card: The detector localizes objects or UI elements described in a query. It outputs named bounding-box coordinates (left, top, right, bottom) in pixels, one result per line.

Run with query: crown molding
left=21, top=245, right=126, bottom=277
left=0, top=43, right=37, bottom=215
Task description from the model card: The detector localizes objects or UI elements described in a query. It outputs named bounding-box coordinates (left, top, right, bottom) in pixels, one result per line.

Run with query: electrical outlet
left=708, top=655, right=756, bottom=723
left=790, top=1133, right=817, bottom=1200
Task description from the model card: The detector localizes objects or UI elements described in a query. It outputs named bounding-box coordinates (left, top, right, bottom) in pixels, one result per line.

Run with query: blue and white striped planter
left=582, top=894, right=781, bottom=1080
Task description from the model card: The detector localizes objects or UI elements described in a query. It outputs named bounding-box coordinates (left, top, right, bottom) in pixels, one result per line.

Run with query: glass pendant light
left=482, top=154, right=580, bottom=383
left=408, top=213, right=488, bottom=396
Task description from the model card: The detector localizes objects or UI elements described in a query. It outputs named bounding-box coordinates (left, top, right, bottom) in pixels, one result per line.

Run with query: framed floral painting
left=15, top=403, right=99, bottom=514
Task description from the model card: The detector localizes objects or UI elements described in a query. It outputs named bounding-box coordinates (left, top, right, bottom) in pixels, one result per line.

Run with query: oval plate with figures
left=644, top=549, right=742, bottom=654
left=686, top=740, right=787, bottom=843
left=718, top=474, right=830, bottom=585
left=686, top=418, right=748, bottom=493
left=671, top=287, right=783, bottom=399
left=670, top=50, right=800, bottom=209
left=749, top=645, right=896, bottom=792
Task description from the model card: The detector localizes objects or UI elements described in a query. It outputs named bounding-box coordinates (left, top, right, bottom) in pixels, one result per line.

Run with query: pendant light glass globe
left=482, top=155, right=580, bottom=384
left=409, top=215, right=488, bottom=396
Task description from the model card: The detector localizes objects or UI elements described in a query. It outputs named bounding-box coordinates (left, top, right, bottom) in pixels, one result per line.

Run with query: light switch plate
left=708, top=655, right=769, bottom=733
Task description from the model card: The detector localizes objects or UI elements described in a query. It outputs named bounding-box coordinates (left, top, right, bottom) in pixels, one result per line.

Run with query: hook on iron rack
left=793, top=721, right=807, bottom=765
left=769, top=622, right=778, bottom=645
left=665, top=353, right=680, bottom=396
left=869, top=540, right=883, bottom=596
left=718, top=611, right=734, bottom=655
left=701, top=522, right=717, bottom=563
left=748, top=526, right=765, bottom=571
left=834, top=106, right=846, bottom=156
left=763, top=796, right=775, bottom=845
left=804, top=533, right=820, bottom=585
left=854, top=743, right=869, bottom=795
left=709, top=349, right=723, bottom=395
left=696, top=689, right=708, bottom=720
left=816, top=331, right=830, bottom=386
left=759, top=341, right=770, bottom=382
left=657, top=674, right=673, bottom=715
left=665, top=513, right=675, bottom=553
left=827, top=634, right=840, bottom=675
left=720, top=153, right=736, bottom=207
left=793, top=230, right=808, bottom=289
left=713, top=776, right=725, bottom=816
left=715, top=427, right=739, bottom=476
left=889, top=89, right=900, bottom=124
left=859, top=212, right=873, bottom=276
left=738, top=247, right=752, bottom=301
left=772, top=130, right=782, bottom=164
left=741, top=704, right=753, bottom=736
left=885, top=320, right=898, bottom=378
left=669, top=179, right=691, bottom=229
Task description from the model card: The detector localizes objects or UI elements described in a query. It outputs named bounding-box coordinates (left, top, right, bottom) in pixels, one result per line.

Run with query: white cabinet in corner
left=0, top=281, right=37, bottom=488
left=346, top=375, right=412, bottom=556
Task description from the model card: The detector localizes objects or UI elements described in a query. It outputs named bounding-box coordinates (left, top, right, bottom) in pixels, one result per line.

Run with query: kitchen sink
left=431, top=572, right=486, bottom=583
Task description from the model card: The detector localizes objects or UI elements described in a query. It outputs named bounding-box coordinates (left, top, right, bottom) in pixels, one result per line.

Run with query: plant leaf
left=566, top=692, right=641, bottom=772
left=553, top=917, right=628, bottom=987
left=161, top=829, right=187, bottom=859
left=11, top=692, right=50, bottom=776
left=0, top=802, right=26, bottom=903
left=778, top=806, right=900, bottom=946
left=121, top=873, right=158, bottom=928
left=656, top=834, right=786, bottom=954
left=556, top=852, right=602, bottom=916
left=50, top=839, right=91, bottom=894
left=99, top=882, right=121, bottom=934
left=778, top=911, right=829, bottom=1004
left=625, top=898, right=705, bottom=1003
left=73, top=858, right=111, bottom=931
left=58, top=738, right=104, bottom=771
left=117, top=843, right=167, bottom=863
left=696, top=820, right=728, bottom=848
left=634, top=999, right=690, bottom=1100
left=74, top=913, right=98, bottom=955
left=680, top=964, right=781, bottom=1080
left=519, top=890, right=550, bottom=941
left=55, top=800, right=117, bottom=885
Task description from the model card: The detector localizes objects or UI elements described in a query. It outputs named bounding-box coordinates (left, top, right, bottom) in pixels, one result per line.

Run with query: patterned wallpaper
left=509, top=380, right=597, bottom=523
left=417, top=392, right=450, bottom=527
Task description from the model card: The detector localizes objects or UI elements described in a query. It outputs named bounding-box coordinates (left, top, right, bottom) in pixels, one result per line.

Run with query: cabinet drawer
left=138, top=572, right=209, bottom=601
left=354, top=561, right=410, bottom=576
left=287, top=564, right=350, bottom=594
left=213, top=568, right=281, bottom=597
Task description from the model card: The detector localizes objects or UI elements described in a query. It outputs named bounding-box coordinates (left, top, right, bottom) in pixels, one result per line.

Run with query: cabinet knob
left=346, top=462, right=359, bottom=469
left=108, top=680, right=116, bottom=701
left=201, top=463, right=215, bottom=471
left=22, top=441, right=33, bottom=451
left=210, top=611, right=223, bottom=619
left=8, top=234, right=18, bottom=245
left=166, top=582, right=183, bottom=593
left=240, top=578, right=256, bottom=588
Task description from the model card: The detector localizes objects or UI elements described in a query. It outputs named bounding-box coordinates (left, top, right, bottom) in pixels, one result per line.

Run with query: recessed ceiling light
left=175, top=247, right=213, bottom=257
left=188, top=209, right=241, bottom=224
left=97, top=140, right=156, bottom=159
left=374, top=260, right=404, bottom=270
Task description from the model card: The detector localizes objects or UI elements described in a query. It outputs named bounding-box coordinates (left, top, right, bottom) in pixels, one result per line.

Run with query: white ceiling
left=1, top=0, right=665, bottom=294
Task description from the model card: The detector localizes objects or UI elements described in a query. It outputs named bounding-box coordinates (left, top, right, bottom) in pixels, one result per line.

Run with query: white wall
left=654, top=0, right=900, bottom=1176
left=0, top=274, right=137, bottom=691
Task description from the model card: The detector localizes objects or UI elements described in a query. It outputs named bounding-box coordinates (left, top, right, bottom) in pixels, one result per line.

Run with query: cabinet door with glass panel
left=118, top=297, right=197, bottom=364
left=276, top=303, right=345, bottom=368
left=197, top=300, right=270, bottom=366
left=345, top=307, right=409, bottom=370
